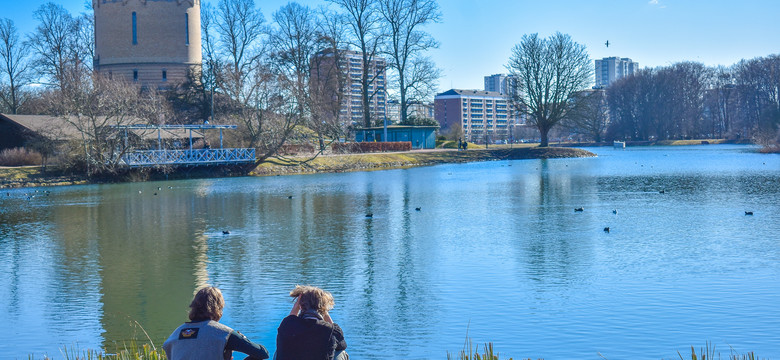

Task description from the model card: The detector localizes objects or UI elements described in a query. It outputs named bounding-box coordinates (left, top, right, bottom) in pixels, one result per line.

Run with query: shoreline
left=1, top=147, right=594, bottom=189
left=251, top=147, right=595, bottom=176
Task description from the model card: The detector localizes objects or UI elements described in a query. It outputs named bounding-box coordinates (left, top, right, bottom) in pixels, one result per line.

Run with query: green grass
left=31, top=341, right=768, bottom=360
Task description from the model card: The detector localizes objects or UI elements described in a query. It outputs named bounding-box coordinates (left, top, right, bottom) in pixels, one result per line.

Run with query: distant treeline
left=564, top=57, right=780, bottom=146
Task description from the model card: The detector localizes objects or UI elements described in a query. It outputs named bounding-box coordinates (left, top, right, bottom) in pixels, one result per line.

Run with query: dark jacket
left=275, top=314, right=347, bottom=360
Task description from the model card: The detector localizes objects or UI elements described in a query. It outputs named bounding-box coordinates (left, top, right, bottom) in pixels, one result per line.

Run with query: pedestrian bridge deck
left=120, top=148, right=256, bottom=167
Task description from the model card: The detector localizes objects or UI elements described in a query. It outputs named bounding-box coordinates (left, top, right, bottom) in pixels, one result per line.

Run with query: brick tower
left=92, top=0, right=202, bottom=87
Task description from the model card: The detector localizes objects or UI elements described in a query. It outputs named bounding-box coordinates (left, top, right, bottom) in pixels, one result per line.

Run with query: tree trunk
left=539, top=125, right=550, bottom=147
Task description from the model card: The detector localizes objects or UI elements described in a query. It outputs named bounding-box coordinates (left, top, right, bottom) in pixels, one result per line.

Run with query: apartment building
left=595, top=57, right=639, bottom=88
left=484, top=73, right=517, bottom=96
left=434, top=89, right=521, bottom=143
left=311, top=49, right=387, bottom=126
left=386, top=100, right=435, bottom=123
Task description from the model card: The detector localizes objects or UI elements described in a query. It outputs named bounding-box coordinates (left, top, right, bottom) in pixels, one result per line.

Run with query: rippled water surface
left=1, top=145, right=779, bottom=359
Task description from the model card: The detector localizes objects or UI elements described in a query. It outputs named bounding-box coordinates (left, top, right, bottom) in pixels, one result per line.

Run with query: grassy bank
left=251, top=147, right=595, bottom=176
left=0, top=166, right=87, bottom=189
left=34, top=341, right=767, bottom=360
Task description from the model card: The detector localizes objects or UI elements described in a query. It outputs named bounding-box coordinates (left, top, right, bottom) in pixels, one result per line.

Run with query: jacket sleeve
left=226, top=330, right=270, bottom=360
left=332, top=323, right=347, bottom=352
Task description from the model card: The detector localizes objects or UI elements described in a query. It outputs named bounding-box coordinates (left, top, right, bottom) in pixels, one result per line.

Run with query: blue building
left=355, top=125, right=438, bottom=149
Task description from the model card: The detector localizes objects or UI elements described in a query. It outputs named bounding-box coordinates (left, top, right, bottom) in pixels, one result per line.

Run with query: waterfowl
left=574, top=207, right=584, bottom=212
left=603, top=227, right=610, bottom=233
left=612, top=209, right=618, bottom=214
left=745, top=211, right=753, bottom=216
left=222, top=230, right=230, bottom=234
left=415, top=207, right=421, bottom=211
left=365, top=213, right=373, bottom=218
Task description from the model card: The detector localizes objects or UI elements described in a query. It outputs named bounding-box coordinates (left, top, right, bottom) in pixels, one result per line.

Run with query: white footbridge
left=113, top=124, right=256, bottom=167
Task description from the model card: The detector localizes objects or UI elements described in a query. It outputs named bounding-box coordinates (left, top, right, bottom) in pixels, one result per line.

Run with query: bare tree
left=309, top=9, right=349, bottom=148
left=564, top=89, right=609, bottom=142
left=0, top=18, right=31, bottom=114
left=204, top=0, right=306, bottom=164
left=378, top=0, right=440, bottom=123
left=704, top=65, right=737, bottom=138
left=269, top=2, right=318, bottom=120
left=27, top=2, right=88, bottom=90
left=213, top=0, right=266, bottom=108
left=507, top=33, right=592, bottom=147
left=327, top=0, right=386, bottom=128
left=49, top=72, right=170, bottom=176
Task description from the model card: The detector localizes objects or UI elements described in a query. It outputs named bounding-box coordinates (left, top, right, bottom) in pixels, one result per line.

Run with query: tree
left=378, top=0, right=441, bottom=123
left=204, top=0, right=309, bottom=164
left=327, top=0, right=386, bottom=128
left=564, top=89, right=609, bottom=142
left=507, top=33, right=592, bottom=147
left=27, top=3, right=89, bottom=90
left=49, top=72, right=170, bottom=176
left=309, top=9, right=349, bottom=148
left=269, top=2, right=318, bottom=121
left=0, top=18, right=31, bottom=114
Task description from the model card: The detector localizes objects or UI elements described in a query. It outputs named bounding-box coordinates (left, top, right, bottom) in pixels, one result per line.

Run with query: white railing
left=120, top=148, right=256, bottom=167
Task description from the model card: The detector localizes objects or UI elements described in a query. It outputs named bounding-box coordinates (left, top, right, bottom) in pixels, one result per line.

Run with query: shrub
left=331, top=141, right=412, bottom=154
left=0, top=147, right=43, bottom=166
left=278, top=143, right=316, bottom=155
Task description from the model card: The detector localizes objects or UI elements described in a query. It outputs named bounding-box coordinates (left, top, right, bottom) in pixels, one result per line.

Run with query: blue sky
left=4, top=0, right=779, bottom=92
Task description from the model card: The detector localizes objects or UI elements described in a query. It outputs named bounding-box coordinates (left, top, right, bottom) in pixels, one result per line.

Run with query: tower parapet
left=93, top=0, right=202, bottom=87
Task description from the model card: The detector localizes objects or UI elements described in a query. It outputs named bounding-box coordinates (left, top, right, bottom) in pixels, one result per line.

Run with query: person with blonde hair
left=164, top=286, right=269, bottom=360
left=275, top=285, right=348, bottom=360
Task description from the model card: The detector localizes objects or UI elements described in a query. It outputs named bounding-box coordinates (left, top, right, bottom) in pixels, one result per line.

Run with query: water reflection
left=1, top=145, right=779, bottom=359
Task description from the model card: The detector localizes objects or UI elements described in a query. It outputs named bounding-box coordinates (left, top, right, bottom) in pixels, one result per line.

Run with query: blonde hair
left=290, top=285, right=335, bottom=314
left=189, top=286, right=225, bottom=321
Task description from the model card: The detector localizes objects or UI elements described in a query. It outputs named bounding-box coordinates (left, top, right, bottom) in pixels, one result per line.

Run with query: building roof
left=435, top=89, right=505, bottom=98
left=0, top=114, right=194, bottom=141
left=358, top=125, right=439, bottom=130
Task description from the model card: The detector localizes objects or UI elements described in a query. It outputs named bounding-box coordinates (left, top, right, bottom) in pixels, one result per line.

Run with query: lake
left=1, top=144, right=778, bottom=360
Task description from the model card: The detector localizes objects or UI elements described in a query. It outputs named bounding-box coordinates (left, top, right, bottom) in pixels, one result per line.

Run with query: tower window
left=162, top=69, right=167, bottom=82
left=185, top=13, right=190, bottom=45
left=132, top=12, right=137, bottom=45
left=133, top=70, right=138, bottom=82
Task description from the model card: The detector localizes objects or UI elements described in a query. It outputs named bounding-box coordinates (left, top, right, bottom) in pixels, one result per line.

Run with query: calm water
left=1, top=145, right=778, bottom=360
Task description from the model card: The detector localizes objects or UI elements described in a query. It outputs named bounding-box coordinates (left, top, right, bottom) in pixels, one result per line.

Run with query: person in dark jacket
left=164, top=286, right=269, bottom=360
left=275, top=285, right=348, bottom=360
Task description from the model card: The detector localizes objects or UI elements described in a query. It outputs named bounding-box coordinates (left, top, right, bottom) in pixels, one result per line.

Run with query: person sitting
left=275, top=285, right=348, bottom=360
left=163, top=286, right=269, bottom=360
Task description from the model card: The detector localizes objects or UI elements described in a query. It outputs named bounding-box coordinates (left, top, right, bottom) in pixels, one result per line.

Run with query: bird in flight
left=605, top=40, right=610, bottom=48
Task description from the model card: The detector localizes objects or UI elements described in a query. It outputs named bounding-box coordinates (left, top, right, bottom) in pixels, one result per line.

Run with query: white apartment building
left=386, top=100, right=435, bottom=123
left=484, top=73, right=517, bottom=95
left=595, top=57, right=639, bottom=88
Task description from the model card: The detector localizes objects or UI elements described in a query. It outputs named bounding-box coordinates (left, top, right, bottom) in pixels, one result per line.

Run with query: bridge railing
left=120, top=148, right=256, bottom=167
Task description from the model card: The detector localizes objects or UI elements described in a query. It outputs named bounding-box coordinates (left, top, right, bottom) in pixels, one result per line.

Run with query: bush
left=331, top=141, right=412, bottom=154
left=0, top=147, right=43, bottom=166
left=278, top=143, right=316, bottom=155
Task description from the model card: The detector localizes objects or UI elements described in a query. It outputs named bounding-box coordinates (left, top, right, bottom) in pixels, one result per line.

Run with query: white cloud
left=649, top=0, right=659, bottom=4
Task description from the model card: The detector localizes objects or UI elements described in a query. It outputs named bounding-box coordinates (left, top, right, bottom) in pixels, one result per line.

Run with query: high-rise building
left=484, top=73, right=517, bottom=95
left=595, top=57, right=639, bottom=88
left=434, top=89, right=521, bottom=143
left=386, top=100, right=434, bottom=123
left=92, top=0, right=202, bottom=87
left=311, top=49, right=387, bottom=126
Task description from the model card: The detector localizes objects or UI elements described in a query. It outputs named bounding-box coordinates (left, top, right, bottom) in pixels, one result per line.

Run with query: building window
left=185, top=13, right=189, bottom=45
left=132, top=12, right=137, bottom=45
left=162, top=69, right=167, bottom=82
left=133, top=69, right=138, bottom=82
